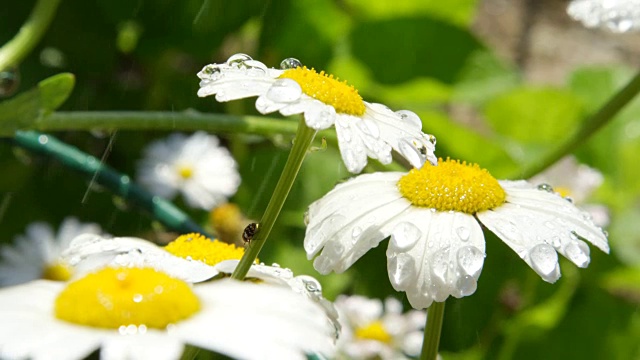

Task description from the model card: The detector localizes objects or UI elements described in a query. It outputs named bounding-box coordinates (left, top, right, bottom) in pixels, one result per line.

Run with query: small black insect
left=242, top=223, right=259, bottom=245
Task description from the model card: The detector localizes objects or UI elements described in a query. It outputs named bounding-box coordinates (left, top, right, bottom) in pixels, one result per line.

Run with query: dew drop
left=456, top=275, right=477, bottom=296
left=244, top=59, right=268, bottom=76
left=38, top=135, right=49, bottom=145
left=132, top=294, right=143, bottom=303
left=351, top=226, right=363, bottom=240
left=280, top=57, right=302, bottom=69
left=430, top=247, right=451, bottom=285
left=537, top=183, right=554, bottom=193
left=456, top=226, right=470, bottom=241
left=198, top=64, right=222, bottom=81
left=390, top=222, right=422, bottom=252
left=226, top=53, right=252, bottom=67
left=398, top=138, right=424, bottom=169
left=428, top=134, right=437, bottom=145
left=564, top=240, right=590, bottom=268
left=303, top=210, right=310, bottom=226
left=387, top=253, right=415, bottom=288
left=395, top=110, right=422, bottom=129
left=528, top=244, right=560, bottom=282
left=266, top=78, right=302, bottom=103
left=456, top=246, right=484, bottom=277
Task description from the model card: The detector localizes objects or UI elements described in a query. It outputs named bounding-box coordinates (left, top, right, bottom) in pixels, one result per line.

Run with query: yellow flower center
left=397, top=158, right=506, bottom=214
left=177, top=165, right=194, bottom=180
left=279, top=67, right=366, bottom=116
left=42, top=261, right=73, bottom=281
left=55, top=267, right=200, bottom=329
left=355, top=320, right=392, bottom=343
left=165, top=233, right=250, bottom=266
left=555, top=186, right=571, bottom=198
left=209, top=203, right=244, bottom=244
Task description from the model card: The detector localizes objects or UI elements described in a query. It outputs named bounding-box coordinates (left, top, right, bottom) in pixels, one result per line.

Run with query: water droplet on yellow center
left=55, top=267, right=200, bottom=329
left=397, top=158, right=506, bottom=214
left=279, top=67, right=366, bottom=116
left=177, top=165, right=194, bottom=180
left=42, top=261, right=73, bottom=281
left=165, top=233, right=251, bottom=266
left=355, top=320, right=392, bottom=343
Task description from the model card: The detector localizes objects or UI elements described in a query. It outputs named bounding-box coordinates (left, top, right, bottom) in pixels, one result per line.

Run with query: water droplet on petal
left=226, top=53, right=252, bottom=67
left=266, top=78, right=302, bottom=103
left=537, top=183, right=554, bottom=192
left=455, top=275, right=477, bottom=296
left=428, top=134, right=437, bottom=146
left=387, top=253, right=415, bottom=288
left=456, top=246, right=484, bottom=277
left=529, top=244, right=560, bottom=282
left=395, top=110, right=422, bottom=129
left=398, top=138, right=424, bottom=169
left=564, top=240, right=591, bottom=268
left=390, top=222, right=421, bottom=252
left=456, top=226, right=470, bottom=241
left=303, top=210, right=310, bottom=226
left=351, top=226, right=363, bottom=241
left=280, top=57, right=302, bottom=69
left=544, top=221, right=555, bottom=229
left=244, top=59, right=268, bottom=76
left=198, top=64, right=223, bottom=81
left=430, top=247, right=451, bottom=285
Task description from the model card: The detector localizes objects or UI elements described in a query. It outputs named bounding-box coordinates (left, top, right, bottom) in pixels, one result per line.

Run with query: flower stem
left=519, top=69, right=640, bottom=178
left=37, top=111, right=300, bottom=137
left=0, top=0, right=62, bottom=72
left=231, top=117, right=316, bottom=280
left=420, top=301, right=445, bottom=360
left=13, top=130, right=211, bottom=237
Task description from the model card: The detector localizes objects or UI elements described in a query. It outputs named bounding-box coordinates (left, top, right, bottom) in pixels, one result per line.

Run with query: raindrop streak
left=82, top=130, right=118, bottom=204
left=280, top=57, right=302, bottom=69
left=0, top=67, right=20, bottom=97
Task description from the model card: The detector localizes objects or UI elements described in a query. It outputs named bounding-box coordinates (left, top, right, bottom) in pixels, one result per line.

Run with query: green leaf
left=350, top=16, right=483, bottom=85
left=0, top=73, right=75, bottom=135
left=343, top=0, right=478, bottom=27
left=418, top=110, right=519, bottom=178
left=484, top=87, right=584, bottom=144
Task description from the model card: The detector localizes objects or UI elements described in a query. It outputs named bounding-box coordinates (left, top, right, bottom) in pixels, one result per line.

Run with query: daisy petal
left=387, top=210, right=485, bottom=309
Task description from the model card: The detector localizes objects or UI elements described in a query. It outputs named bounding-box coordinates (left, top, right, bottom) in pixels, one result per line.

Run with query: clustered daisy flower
left=334, top=295, right=426, bottom=360
left=197, top=53, right=437, bottom=173
left=567, top=0, right=640, bottom=33
left=0, top=217, right=103, bottom=287
left=305, top=158, right=609, bottom=309
left=137, top=131, right=240, bottom=210
left=0, top=267, right=335, bottom=360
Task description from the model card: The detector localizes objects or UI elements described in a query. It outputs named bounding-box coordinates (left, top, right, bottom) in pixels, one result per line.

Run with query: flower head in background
left=530, top=155, right=609, bottom=226
left=305, top=158, right=609, bottom=309
left=0, top=217, right=102, bottom=287
left=334, top=295, right=425, bottom=360
left=567, top=0, right=640, bottom=33
left=0, top=267, right=335, bottom=360
left=197, top=54, right=437, bottom=173
left=137, top=131, right=240, bottom=210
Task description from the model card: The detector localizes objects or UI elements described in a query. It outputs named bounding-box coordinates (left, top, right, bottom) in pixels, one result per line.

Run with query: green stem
left=519, top=69, right=640, bottom=179
left=420, top=301, right=445, bottom=360
left=37, top=111, right=300, bottom=137
left=0, top=0, right=62, bottom=72
left=13, top=130, right=211, bottom=237
left=231, top=117, right=316, bottom=280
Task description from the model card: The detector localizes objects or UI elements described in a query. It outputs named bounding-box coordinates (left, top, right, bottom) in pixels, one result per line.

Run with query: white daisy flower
left=0, top=267, right=335, bottom=360
left=567, top=0, right=640, bottom=33
left=137, top=131, right=240, bottom=210
left=334, top=295, right=426, bottom=360
left=62, top=233, right=341, bottom=338
left=304, top=158, right=609, bottom=309
left=530, top=155, right=609, bottom=227
left=0, top=217, right=102, bottom=287
left=197, top=53, right=437, bottom=174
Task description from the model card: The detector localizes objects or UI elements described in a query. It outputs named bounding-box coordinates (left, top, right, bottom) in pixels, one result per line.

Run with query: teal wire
left=13, top=130, right=211, bottom=237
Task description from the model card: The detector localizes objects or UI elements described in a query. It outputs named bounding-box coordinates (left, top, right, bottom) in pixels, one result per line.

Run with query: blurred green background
left=1, top=0, right=640, bottom=359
